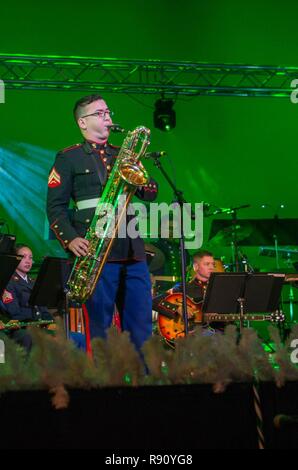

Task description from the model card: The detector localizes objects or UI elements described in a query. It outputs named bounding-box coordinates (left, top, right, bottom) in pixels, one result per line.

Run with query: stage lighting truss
left=0, top=54, right=296, bottom=97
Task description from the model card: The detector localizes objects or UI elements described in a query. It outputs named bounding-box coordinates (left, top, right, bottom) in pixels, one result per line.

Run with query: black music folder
left=202, top=272, right=284, bottom=314
left=0, top=254, right=22, bottom=297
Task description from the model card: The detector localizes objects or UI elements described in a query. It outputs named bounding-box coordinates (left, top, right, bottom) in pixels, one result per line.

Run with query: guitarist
left=153, top=250, right=225, bottom=336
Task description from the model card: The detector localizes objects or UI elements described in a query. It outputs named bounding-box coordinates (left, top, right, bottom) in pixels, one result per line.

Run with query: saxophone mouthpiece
left=108, top=124, right=126, bottom=133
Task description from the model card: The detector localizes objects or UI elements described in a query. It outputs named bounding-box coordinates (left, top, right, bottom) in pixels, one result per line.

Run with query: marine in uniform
left=47, top=94, right=158, bottom=353
left=1, top=245, right=53, bottom=351
left=153, top=250, right=225, bottom=336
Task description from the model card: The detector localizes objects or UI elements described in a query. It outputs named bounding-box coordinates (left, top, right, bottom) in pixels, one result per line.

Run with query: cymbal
left=209, top=224, right=252, bottom=246
left=145, top=243, right=165, bottom=272
left=151, top=275, right=179, bottom=282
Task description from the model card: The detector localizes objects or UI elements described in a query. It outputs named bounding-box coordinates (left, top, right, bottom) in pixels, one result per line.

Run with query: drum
left=214, top=258, right=225, bottom=272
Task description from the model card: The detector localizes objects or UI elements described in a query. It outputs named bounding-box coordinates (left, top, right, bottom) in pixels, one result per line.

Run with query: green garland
left=0, top=322, right=298, bottom=408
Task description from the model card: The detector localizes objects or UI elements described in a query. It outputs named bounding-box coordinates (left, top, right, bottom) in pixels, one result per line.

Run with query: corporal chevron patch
left=2, top=289, right=14, bottom=304
left=48, top=167, right=61, bottom=188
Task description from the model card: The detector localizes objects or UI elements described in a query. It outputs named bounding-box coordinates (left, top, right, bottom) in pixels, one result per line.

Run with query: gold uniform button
left=64, top=240, right=68, bottom=244
left=59, top=232, right=63, bottom=236
left=54, top=225, right=58, bottom=229
left=85, top=169, right=90, bottom=173
left=100, top=150, right=105, bottom=155
left=92, top=143, right=97, bottom=148
left=107, top=165, right=111, bottom=170
left=85, top=219, right=90, bottom=223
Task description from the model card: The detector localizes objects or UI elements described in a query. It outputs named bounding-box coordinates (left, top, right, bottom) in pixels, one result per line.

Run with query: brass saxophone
left=67, top=126, right=151, bottom=303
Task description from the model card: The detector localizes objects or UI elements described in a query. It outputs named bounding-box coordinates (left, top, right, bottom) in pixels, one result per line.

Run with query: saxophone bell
left=119, top=161, right=148, bottom=186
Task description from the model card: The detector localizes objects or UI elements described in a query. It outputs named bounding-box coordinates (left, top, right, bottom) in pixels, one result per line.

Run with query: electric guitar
left=158, top=292, right=284, bottom=341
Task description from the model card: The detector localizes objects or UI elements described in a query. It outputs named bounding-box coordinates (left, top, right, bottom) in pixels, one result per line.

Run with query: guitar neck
left=204, top=313, right=270, bottom=322
left=160, top=296, right=274, bottom=323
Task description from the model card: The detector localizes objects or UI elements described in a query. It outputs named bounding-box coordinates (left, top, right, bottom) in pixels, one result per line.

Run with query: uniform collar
left=14, top=271, right=31, bottom=283
left=83, top=140, right=115, bottom=158
left=86, top=140, right=108, bottom=151
left=193, top=278, right=207, bottom=287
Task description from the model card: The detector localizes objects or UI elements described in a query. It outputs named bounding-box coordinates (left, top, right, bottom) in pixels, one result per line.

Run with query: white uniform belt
left=76, top=198, right=99, bottom=210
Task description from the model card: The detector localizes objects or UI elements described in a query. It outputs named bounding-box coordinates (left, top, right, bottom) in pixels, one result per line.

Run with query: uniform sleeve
left=152, top=293, right=168, bottom=316
left=1, top=284, right=23, bottom=320
left=152, top=282, right=181, bottom=317
left=135, top=177, right=158, bottom=202
left=46, top=152, right=79, bottom=249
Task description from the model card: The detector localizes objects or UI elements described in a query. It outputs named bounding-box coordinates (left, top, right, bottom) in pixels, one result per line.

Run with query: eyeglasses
left=81, top=110, right=114, bottom=119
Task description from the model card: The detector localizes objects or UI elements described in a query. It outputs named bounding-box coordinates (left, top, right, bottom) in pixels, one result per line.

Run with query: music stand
left=29, top=257, right=72, bottom=338
left=202, top=272, right=285, bottom=332
left=0, top=254, right=22, bottom=297
left=0, top=234, right=16, bottom=254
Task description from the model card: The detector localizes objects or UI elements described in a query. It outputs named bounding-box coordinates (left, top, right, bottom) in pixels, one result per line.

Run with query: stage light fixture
left=153, top=98, right=176, bottom=131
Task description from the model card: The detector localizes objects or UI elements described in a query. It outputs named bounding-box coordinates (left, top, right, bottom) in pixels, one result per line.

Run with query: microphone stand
left=151, top=156, right=192, bottom=336
left=230, top=209, right=240, bottom=272
left=209, top=204, right=250, bottom=272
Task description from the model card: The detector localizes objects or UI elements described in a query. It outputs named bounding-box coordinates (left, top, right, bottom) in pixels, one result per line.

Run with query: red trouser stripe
left=82, top=304, right=93, bottom=358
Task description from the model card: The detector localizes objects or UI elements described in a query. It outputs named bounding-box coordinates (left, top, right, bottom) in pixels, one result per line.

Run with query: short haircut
left=73, top=94, right=104, bottom=121
left=15, top=244, right=31, bottom=255
left=192, top=250, right=213, bottom=262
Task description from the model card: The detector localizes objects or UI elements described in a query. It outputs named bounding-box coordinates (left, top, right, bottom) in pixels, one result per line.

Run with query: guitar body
left=157, top=292, right=284, bottom=342
left=158, top=293, right=203, bottom=341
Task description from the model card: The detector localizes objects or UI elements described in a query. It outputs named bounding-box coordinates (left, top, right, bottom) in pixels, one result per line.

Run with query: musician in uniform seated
left=1, top=244, right=53, bottom=351
left=153, top=250, right=225, bottom=340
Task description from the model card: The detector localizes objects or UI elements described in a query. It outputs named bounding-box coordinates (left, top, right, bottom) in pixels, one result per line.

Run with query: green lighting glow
left=262, top=342, right=275, bottom=353
left=123, top=373, right=132, bottom=385
left=0, top=142, right=63, bottom=259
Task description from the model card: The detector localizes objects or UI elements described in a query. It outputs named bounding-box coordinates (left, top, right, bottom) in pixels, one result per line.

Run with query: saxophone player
left=47, top=94, right=158, bottom=354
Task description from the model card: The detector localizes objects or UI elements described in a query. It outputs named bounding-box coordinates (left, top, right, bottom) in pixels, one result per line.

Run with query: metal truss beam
left=0, top=53, right=297, bottom=97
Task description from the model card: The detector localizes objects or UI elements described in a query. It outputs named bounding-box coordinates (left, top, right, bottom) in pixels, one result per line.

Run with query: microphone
left=108, top=124, right=126, bottom=133
left=144, top=151, right=167, bottom=159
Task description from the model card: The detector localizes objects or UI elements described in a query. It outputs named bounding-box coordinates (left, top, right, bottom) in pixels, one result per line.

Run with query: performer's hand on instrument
left=177, top=305, right=194, bottom=319
left=166, top=288, right=174, bottom=295
left=68, top=238, right=89, bottom=257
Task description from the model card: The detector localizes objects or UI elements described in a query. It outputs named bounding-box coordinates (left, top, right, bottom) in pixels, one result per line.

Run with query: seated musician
left=1, top=244, right=53, bottom=351
left=153, top=250, right=225, bottom=339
